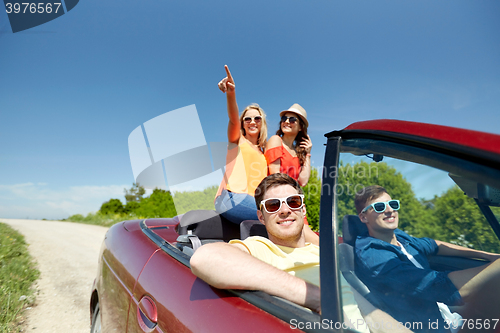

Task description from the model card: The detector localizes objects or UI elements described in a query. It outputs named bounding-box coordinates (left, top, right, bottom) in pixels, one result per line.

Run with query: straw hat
left=280, top=103, right=308, bottom=128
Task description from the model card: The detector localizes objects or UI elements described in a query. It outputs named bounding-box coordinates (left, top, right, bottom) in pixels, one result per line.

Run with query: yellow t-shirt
left=229, top=236, right=370, bottom=333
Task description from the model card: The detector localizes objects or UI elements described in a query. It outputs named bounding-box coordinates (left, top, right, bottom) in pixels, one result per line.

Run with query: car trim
left=476, top=200, right=500, bottom=240
left=319, top=136, right=343, bottom=325
left=140, top=219, right=191, bottom=267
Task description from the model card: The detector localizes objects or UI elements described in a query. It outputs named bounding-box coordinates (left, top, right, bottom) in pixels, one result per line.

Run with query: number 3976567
left=5, top=3, right=62, bottom=14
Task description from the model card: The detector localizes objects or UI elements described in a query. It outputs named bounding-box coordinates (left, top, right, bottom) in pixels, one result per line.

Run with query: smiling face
left=280, top=112, right=302, bottom=136
left=359, top=192, right=399, bottom=238
left=241, top=108, right=262, bottom=138
left=256, top=184, right=306, bottom=247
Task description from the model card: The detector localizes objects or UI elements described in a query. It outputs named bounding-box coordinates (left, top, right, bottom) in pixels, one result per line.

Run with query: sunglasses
left=260, top=194, right=305, bottom=213
left=281, top=115, right=298, bottom=124
left=243, top=116, right=262, bottom=123
left=361, top=200, right=400, bottom=213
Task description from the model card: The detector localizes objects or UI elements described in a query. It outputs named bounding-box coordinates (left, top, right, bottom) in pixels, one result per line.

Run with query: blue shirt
left=355, top=229, right=463, bottom=333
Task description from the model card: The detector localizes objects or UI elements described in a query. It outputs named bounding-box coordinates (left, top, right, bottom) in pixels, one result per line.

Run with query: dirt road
left=1, top=219, right=108, bottom=333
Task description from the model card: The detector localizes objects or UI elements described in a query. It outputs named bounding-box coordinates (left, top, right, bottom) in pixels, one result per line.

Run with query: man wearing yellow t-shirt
left=191, top=173, right=411, bottom=333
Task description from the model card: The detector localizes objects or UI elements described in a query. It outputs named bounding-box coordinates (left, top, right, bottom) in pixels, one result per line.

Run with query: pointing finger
left=225, top=65, right=234, bottom=83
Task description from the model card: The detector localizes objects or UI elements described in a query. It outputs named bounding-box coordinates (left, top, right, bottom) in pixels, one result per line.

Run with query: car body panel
left=128, top=248, right=294, bottom=332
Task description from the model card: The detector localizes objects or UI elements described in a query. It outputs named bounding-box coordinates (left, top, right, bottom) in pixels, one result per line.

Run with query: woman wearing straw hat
left=214, top=65, right=269, bottom=224
left=265, top=103, right=312, bottom=187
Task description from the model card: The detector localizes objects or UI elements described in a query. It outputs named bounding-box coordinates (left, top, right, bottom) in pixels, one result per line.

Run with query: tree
left=124, top=201, right=140, bottom=215
left=303, top=168, right=322, bottom=230
left=100, top=198, right=125, bottom=215
left=134, top=189, right=177, bottom=218
left=124, top=183, right=146, bottom=203
left=172, top=185, right=218, bottom=215
left=428, top=186, right=500, bottom=253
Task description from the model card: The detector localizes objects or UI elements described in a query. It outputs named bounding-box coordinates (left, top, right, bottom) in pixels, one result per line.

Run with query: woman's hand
left=300, top=134, right=313, bottom=154
left=219, top=65, right=240, bottom=143
left=218, top=65, right=235, bottom=94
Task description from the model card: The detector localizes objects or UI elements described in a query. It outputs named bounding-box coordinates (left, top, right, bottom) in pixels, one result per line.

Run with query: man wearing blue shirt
left=354, top=185, right=500, bottom=333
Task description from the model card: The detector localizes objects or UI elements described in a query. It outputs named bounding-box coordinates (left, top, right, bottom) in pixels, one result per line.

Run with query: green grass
left=63, top=212, right=144, bottom=227
left=0, top=223, right=40, bottom=333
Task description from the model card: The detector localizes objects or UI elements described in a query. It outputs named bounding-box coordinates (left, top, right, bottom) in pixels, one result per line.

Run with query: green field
left=0, top=223, right=39, bottom=333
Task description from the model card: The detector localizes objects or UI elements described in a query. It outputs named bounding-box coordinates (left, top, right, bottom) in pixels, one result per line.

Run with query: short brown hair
left=255, top=173, right=303, bottom=210
left=354, top=185, right=388, bottom=214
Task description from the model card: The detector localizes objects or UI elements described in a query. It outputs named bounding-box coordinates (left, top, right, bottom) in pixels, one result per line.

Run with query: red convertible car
left=90, top=120, right=500, bottom=333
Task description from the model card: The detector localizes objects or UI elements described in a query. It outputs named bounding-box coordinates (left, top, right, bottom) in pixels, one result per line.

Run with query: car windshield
left=338, top=138, right=500, bottom=248
left=335, top=138, right=500, bottom=332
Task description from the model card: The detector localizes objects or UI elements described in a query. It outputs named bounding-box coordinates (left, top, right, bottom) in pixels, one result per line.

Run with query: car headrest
left=342, top=215, right=368, bottom=246
left=177, top=210, right=240, bottom=241
left=240, top=220, right=268, bottom=240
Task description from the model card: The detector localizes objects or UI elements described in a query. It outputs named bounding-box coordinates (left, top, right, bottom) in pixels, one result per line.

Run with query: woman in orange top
left=214, top=65, right=268, bottom=224
left=265, top=103, right=312, bottom=186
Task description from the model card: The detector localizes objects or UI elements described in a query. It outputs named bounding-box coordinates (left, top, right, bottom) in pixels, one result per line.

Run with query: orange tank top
left=216, top=139, right=268, bottom=197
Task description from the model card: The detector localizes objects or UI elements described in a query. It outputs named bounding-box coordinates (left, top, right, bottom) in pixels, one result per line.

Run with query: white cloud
left=0, top=183, right=130, bottom=220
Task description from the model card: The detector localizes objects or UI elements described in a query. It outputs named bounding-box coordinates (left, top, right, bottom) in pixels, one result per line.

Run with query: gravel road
left=0, top=219, right=109, bottom=333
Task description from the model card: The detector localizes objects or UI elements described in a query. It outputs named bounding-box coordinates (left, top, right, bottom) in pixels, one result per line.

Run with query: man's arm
left=353, top=288, right=413, bottom=333
left=435, top=239, right=500, bottom=262
left=190, top=241, right=321, bottom=313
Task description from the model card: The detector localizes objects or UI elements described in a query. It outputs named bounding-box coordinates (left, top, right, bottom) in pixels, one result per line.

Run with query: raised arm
left=218, top=65, right=241, bottom=144
left=297, top=134, right=312, bottom=187
left=190, top=241, right=321, bottom=312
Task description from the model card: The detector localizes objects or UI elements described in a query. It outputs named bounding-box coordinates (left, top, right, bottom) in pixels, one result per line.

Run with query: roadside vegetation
left=0, top=223, right=39, bottom=333
left=64, top=183, right=218, bottom=227
left=66, top=162, right=500, bottom=253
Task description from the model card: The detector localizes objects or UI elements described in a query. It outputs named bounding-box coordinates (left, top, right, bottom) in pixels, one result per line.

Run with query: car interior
left=174, top=209, right=268, bottom=256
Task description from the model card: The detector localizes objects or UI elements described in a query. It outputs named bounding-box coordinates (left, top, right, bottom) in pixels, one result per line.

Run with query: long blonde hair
left=240, top=103, right=268, bottom=151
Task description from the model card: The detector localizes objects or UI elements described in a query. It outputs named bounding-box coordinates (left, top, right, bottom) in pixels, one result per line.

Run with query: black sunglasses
left=281, top=115, right=298, bottom=124
left=260, top=194, right=304, bottom=213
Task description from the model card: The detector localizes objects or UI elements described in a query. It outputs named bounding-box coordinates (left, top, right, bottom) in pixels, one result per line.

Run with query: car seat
left=176, top=210, right=241, bottom=255
left=340, top=215, right=382, bottom=308
left=240, top=220, right=268, bottom=240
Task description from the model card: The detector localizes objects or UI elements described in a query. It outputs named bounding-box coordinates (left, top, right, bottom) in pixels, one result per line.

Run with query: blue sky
left=1, top=0, right=499, bottom=219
